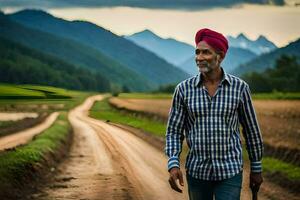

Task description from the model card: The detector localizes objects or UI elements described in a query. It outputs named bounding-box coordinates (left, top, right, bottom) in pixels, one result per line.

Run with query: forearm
left=165, top=133, right=183, bottom=171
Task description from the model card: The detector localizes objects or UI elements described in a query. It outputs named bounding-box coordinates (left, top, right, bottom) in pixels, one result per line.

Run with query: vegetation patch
left=0, top=84, right=74, bottom=99
left=0, top=112, right=72, bottom=199
left=89, top=98, right=166, bottom=137
left=0, top=84, right=45, bottom=99
left=252, top=92, right=300, bottom=100
left=0, top=84, right=93, bottom=112
left=118, top=93, right=172, bottom=99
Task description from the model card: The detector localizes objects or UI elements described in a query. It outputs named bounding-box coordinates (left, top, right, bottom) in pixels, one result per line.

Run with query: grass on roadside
left=118, top=93, right=172, bottom=99
left=89, top=98, right=167, bottom=137
left=262, top=157, right=300, bottom=180
left=0, top=121, right=16, bottom=130
left=252, top=92, right=300, bottom=100
left=0, top=112, right=71, bottom=191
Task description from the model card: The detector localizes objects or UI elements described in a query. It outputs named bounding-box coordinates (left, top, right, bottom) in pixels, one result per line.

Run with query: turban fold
left=195, top=28, right=228, bottom=57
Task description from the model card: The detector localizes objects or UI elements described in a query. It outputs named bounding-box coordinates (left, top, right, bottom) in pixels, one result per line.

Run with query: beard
left=197, top=61, right=213, bottom=73
left=196, top=58, right=219, bottom=74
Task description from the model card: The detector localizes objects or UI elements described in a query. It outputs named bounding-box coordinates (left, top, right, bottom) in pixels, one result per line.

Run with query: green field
left=0, top=85, right=45, bottom=99
left=0, top=83, right=94, bottom=112
left=0, top=84, right=75, bottom=99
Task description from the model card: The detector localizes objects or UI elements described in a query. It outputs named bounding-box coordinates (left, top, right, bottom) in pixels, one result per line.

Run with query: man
left=165, top=28, right=263, bottom=200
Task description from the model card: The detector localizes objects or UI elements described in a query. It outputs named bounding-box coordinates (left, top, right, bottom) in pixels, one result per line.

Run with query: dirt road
left=32, top=95, right=188, bottom=200
left=0, top=112, right=59, bottom=151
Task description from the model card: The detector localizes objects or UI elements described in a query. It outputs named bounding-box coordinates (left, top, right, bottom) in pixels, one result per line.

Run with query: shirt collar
left=194, top=67, right=231, bottom=87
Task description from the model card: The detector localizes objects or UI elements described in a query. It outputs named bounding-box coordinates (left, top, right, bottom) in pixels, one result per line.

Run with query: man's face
left=195, top=41, right=221, bottom=74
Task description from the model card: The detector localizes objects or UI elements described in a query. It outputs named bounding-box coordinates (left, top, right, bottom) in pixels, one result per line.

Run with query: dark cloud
left=0, top=0, right=285, bottom=10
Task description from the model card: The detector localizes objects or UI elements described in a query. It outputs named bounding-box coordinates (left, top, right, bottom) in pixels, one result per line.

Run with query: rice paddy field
left=0, top=84, right=93, bottom=112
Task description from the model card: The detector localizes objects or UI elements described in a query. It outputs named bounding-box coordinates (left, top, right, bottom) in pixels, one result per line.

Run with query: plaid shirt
left=165, top=69, right=263, bottom=181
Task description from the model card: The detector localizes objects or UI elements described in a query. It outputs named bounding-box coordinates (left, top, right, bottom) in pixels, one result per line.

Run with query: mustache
left=196, top=60, right=208, bottom=66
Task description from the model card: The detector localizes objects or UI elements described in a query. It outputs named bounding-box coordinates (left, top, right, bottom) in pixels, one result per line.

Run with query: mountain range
left=9, top=10, right=188, bottom=88
left=227, top=33, right=277, bottom=55
left=0, top=9, right=297, bottom=92
left=0, top=10, right=190, bottom=91
left=233, top=38, right=300, bottom=75
left=0, top=12, right=152, bottom=91
left=126, top=30, right=274, bottom=75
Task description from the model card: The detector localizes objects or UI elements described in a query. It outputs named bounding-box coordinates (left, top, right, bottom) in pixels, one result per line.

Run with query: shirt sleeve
left=238, top=84, right=264, bottom=173
left=165, top=85, right=186, bottom=171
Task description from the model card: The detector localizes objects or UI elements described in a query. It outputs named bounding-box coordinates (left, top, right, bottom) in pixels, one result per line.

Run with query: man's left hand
left=250, top=172, right=263, bottom=191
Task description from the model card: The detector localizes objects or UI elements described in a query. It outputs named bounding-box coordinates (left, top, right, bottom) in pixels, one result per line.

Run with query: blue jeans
left=187, top=171, right=243, bottom=200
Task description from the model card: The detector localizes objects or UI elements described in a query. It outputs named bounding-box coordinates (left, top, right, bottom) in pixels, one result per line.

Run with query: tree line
left=243, top=55, right=300, bottom=93
left=0, top=37, right=111, bottom=92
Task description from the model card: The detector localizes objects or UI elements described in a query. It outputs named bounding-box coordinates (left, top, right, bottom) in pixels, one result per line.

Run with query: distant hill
left=125, top=29, right=194, bottom=66
left=9, top=9, right=189, bottom=87
left=233, top=38, right=300, bottom=76
left=0, top=37, right=110, bottom=91
left=126, top=29, right=257, bottom=75
left=0, top=12, right=153, bottom=91
left=227, top=33, right=277, bottom=55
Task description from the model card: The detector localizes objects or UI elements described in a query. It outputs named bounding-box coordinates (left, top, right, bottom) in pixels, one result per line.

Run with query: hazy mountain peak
left=228, top=33, right=277, bottom=55
left=237, top=33, right=249, bottom=41
left=256, top=35, right=268, bottom=42
left=129, top=29, right=159, bottom=39
left=14, top=9, right=52, bottom=17
left=141, top=29, right=155, bottom=35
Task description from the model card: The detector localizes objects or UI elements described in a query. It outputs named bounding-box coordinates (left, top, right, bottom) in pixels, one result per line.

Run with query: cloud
left=0, top=0, right=286, bottom=10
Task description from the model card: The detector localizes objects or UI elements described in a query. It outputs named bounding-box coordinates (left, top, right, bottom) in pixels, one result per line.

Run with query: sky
left=2, top=3, right=300, bottom=47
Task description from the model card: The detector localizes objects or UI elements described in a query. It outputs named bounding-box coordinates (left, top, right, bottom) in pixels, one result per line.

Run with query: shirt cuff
left=168, top=156, right=180, bottom=171
left=251, top=161, right=262, bottom=173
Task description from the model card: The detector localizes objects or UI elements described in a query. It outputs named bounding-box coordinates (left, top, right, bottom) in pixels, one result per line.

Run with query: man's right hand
left=168, top=167, right=184, bottom=193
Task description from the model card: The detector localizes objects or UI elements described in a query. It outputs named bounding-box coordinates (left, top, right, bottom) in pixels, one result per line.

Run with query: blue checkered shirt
left=165, top=70, right=263, bottom=181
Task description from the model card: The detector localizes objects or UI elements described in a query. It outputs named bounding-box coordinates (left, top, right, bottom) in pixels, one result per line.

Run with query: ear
left=218, top=52, right=225, bottom=62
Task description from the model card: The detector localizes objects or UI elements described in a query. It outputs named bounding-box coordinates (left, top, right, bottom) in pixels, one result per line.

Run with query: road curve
left=0, top=112, right=59, bottom=151
left=31, top=95, right=187, bottom=200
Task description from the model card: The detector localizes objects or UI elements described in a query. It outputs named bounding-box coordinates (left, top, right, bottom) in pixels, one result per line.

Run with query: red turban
left=195, top=28, right=228, bottom=58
